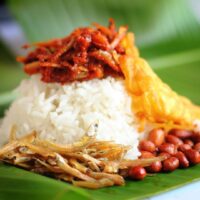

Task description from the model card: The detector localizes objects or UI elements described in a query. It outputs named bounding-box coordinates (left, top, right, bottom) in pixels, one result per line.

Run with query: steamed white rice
left=0, top=75, right=141, bottom=159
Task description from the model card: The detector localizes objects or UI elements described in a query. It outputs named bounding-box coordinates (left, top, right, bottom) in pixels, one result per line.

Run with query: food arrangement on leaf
left=1, top=19, right=200, bottom=189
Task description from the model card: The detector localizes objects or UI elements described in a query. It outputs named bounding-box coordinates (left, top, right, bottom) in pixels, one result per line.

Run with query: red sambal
left=17, top=19, right=127, bottom=84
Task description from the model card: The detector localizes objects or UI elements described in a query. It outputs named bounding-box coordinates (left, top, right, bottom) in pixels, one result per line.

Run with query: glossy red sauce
left=18, top=19, right=127, bottom=84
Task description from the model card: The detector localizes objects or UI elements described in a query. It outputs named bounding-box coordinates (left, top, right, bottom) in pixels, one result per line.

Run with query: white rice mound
left=0, top=75, right=141, bottom=159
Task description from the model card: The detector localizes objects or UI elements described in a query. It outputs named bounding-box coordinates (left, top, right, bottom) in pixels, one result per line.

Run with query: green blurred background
left=0, top=0, right=200, bottom=108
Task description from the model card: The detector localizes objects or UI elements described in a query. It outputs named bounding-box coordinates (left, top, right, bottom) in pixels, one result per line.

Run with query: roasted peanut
left=184, top=139, right=194, bottom=147
left=159, top=143, right=176, bottom=155
left=139, top=140, right=156, bottom=153
left=178, top=144, right=191, bottom=152
left=194, top=143, right=200, bottom=152
left=146, top=161, right=162, bottom=173
left=140, top=151, right=155, bottom=158
left=166, top=135, right=183, bottom=146
left=174, top=151, right=189, bottom=168
left=128, top=166, right=146, bottom=180
left=191, top=133, right=200, bottom=143
left=169, top=129, right=193, bottom=139
left=148, top=128, right=165, bottom=146
left=163, top=157, right=179, bottom=172
left=185, top=149, right=200, bottom=164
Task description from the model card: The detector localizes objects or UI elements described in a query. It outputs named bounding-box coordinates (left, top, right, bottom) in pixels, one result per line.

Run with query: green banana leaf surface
left=0, top=0, right=200, bottom=199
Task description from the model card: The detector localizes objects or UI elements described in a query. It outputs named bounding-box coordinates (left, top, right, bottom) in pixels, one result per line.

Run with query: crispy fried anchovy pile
left=0, top=126, right=163, bottom=189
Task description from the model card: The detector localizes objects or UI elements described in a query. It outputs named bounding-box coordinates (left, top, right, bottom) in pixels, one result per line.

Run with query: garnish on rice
left=17, top=19, right=126, bottom=83
left=17, top=19, right=200, bottom=129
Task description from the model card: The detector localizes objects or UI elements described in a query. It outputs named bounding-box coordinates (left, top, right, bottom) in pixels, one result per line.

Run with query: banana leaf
left=8, top=0, right=200, bottom=59
left=0, top=0, right=200, bottom=199
left=0, top=41, right=25, bottom=116
left=0, top=40, right=25, bottom=93
left=1, top=163, right=200, bottom=200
